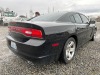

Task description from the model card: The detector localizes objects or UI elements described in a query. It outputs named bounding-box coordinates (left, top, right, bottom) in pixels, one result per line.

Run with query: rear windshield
left=30, top=12, right=66, bottom=22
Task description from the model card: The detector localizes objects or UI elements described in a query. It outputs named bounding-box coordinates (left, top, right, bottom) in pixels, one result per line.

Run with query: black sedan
left=6, top=12, right=97, bottom=64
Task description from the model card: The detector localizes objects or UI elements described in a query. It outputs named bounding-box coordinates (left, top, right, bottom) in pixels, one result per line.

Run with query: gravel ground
left=0, top=23, right=100, bottom=75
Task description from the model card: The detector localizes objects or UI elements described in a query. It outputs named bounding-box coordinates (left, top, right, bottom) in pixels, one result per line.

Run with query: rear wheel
left=62, top=37, right=76, bottom=64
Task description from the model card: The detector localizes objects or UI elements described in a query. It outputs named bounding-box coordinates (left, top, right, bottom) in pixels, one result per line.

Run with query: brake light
left=32, top=29, right=42, bottom=38
left=8, top=26, right=43, bottom=39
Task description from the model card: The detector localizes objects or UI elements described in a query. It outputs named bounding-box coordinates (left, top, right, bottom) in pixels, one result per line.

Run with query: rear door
left=73, top=14, right=88, bottom=46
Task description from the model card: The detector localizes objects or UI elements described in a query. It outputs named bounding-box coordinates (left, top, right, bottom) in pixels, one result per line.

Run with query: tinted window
left=74, top=14, right=82, bottom=23
left=80, top=14, right=89, bottom=23
left=30, top=12, right=65, bottom=22
left=4, top=12, right=15, bottom=17
left=70, top=15, right=76, bottom=23
left=57, top=14, right=71, bottom=22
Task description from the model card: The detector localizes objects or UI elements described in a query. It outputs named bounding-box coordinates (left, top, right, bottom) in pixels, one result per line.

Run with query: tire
left=90, top=34, right=95, bottom=41
left=62, top=37, right=76, bottom=64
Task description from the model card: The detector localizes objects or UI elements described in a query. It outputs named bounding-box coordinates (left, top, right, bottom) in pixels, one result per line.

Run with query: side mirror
left=89, top=19, right=96, bottom=24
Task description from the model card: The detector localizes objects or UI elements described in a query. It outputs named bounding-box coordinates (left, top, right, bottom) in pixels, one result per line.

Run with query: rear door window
left=73, top=14, right=82, bottom=24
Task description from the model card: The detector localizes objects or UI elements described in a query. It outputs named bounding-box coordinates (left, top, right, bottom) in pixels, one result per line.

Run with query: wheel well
left=69, top=35, right=78, bottom=47
left=59, top=35, right=78, bottom=62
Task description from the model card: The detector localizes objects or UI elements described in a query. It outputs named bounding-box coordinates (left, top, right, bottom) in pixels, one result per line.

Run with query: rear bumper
left=8, top=45, right=56, bottom=64
left=6, top=35, right=63, bottom=64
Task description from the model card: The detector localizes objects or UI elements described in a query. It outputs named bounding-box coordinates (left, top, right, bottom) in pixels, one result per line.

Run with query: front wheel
left=90, top=34, right=96, bottom=41
left=62, top=37, right=76, bottom=64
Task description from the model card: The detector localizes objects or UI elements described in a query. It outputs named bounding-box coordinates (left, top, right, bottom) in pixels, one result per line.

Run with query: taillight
left=8, top=26, right=43, bottom=39
left=31, top=29, right=42, bottom=38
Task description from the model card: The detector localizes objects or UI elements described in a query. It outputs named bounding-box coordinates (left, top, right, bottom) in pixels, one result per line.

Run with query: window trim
left=73, top=14, right=83, bottom=24
left=69, top=15, right=76, bottom=23
left=79, top=14, right=89, bottom=24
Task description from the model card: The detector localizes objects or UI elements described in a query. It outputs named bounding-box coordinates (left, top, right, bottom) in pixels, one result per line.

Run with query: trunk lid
left=8, top=21, right=45, bottom=42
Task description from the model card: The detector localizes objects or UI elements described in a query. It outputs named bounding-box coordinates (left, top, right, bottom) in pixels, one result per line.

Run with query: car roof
left=53, top=11, right=80, bottom=16
left=29, top=11, right=81, bottom=22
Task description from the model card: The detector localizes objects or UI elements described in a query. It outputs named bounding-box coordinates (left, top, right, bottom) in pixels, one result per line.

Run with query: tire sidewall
left=63, top=37, right=76, bottom=64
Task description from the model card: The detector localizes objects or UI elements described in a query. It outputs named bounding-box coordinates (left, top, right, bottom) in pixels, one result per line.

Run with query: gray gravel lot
left=0, top=23, right=100, bottom=75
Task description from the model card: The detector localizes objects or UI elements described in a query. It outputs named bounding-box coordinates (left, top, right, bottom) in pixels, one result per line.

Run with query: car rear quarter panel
left=40, top=22, right=76, bottom=56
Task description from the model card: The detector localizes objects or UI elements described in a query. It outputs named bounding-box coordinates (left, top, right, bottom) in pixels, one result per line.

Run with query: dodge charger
left=6, top=12, right=97, bottom=64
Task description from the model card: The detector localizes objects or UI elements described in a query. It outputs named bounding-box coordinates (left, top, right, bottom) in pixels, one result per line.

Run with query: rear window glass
left=30, top=12, right=65, bottom=22
left=57, top=14, right=71, bottom=22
